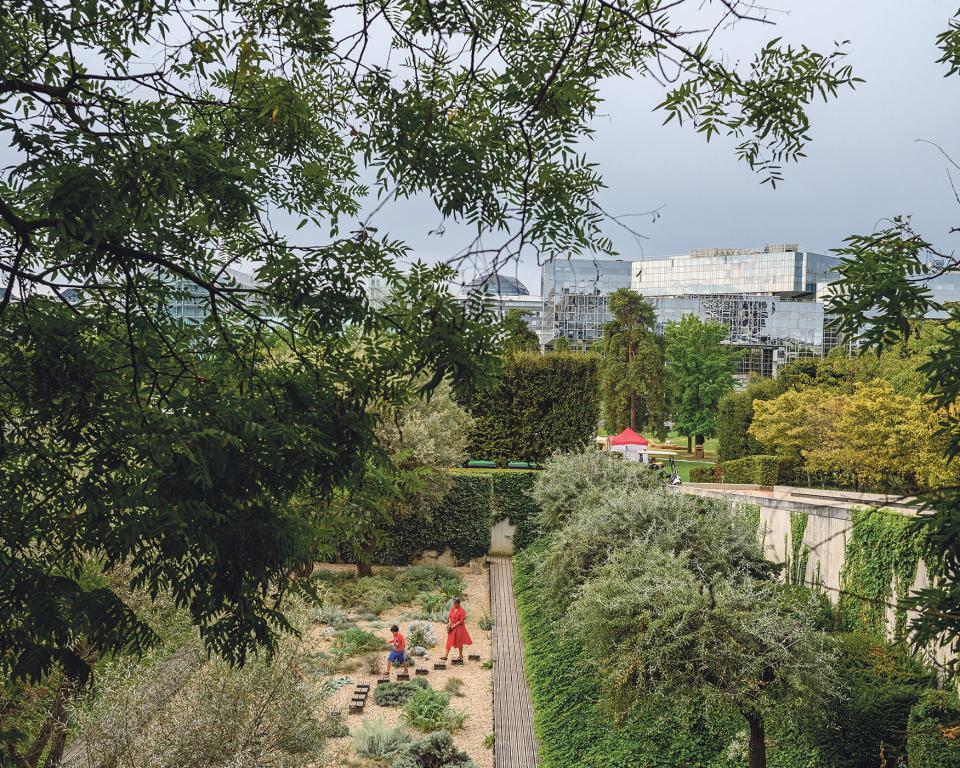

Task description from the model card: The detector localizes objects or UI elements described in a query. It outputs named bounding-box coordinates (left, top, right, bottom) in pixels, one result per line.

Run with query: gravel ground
left=313, top=564, right=494, bottom=767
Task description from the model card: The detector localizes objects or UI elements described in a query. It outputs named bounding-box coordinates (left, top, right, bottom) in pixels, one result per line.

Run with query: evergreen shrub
left=907, top=688, right=960, bottom=767
left=806, top=633, right=935, bottom=768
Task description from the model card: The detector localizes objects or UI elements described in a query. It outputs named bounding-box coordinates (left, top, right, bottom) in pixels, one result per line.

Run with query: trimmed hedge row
left=373, top=474, right=494, bottom=565
left=490, top=471, right=539, bottom=552
left=465, top=353, right=600, bottom=466
left=689, top=455, right=780, bottom=485
left=371, top=471, right=540, bottom=565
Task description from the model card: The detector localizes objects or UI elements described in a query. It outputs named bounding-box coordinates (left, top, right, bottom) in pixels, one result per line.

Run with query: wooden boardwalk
left=489, top=556, right=540, bottom=768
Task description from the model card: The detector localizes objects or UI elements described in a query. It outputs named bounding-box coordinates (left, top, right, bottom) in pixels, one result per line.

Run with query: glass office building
left=630, top=245, right=844, bottom=378
left=167, top=267, right=260, bottom=323
left=540, top=258, right=633, bottom=344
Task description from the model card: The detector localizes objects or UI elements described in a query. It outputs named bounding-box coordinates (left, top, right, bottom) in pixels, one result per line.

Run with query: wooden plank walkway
left=489, top=556, right=540, bottom=768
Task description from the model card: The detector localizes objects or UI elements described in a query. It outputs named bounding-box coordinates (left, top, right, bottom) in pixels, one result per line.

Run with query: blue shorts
left=388, top=651, right=405, bottom=663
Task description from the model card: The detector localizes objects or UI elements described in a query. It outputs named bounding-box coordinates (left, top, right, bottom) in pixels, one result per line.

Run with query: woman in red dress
left=441, top=597, right=473, bottom=661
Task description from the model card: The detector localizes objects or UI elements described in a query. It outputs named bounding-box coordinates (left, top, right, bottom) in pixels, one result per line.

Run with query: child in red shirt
left=386, top=624, right=409, bottom=676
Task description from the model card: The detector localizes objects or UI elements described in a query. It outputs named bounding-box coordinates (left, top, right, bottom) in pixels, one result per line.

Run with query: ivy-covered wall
left=839, top=508, right=925, bottom=639
left=786, top=511, right=810, bottom=587
left=490, top=471, right=539, bottom=552
left=372, top=473, right=494, bottom=565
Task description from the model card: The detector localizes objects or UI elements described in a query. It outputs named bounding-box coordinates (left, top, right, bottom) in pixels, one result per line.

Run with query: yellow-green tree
left=749, top=387, right=844, bottom=466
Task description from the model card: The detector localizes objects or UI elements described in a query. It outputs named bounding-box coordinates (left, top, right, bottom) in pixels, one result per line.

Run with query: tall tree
left=502, top=309, right=540, bottom=354
left=664, top=315, right=740, bottom=452
left=828, top=11, right=960, bottom=662
left=600, top=288, right=669, bottom=436
left=569, top=544, right=837, bottom=768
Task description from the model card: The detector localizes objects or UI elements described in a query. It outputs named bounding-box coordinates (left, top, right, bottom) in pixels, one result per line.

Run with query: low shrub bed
left=374, top=677, right=431, bottom=707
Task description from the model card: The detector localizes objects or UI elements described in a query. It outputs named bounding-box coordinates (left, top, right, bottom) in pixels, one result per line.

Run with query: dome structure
left=465, top=273, right=530, bottom=296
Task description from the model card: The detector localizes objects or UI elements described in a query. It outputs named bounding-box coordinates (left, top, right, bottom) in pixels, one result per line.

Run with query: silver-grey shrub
left=531, top=450, right=659, bottom=534
left=69, top=603, right=333, bottom=768
left=536, top=484, right=768, bottom=608
left=567, top=542, right=838, bottom=725
left=353, top=717, right=411, bottom=760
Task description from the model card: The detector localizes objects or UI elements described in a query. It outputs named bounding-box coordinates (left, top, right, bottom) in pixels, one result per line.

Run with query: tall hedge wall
left=372, top=474, right=494, bottom=565
left=716, top=376, right=779, bottom=462
left=490, top=471, right=539, bottom=552
left=465, top=353, right=599, bottom=466
left=370, top=470, right=541, bottom=564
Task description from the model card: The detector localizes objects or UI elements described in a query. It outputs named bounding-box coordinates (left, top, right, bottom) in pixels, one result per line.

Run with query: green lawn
left=666, top=431, right=718, bottom=461
left=673, top=459, right=713, bottom=482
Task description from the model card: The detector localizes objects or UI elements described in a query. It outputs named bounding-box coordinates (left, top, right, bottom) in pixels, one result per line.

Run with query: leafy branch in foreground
left=828, top=7, right=960, bottom=670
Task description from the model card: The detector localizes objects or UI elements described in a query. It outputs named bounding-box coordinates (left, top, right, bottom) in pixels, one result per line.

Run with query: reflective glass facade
left=540, top=258, right=633, bottom=343
left=632, top=246, right=837, bottom=298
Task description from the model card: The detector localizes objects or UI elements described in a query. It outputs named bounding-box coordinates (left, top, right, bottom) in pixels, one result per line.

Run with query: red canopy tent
left=609, top=428, right=649, bottom=446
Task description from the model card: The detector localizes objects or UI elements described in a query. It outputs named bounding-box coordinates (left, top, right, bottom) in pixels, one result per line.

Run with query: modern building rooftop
left=464, top=273, right=531, bottom=296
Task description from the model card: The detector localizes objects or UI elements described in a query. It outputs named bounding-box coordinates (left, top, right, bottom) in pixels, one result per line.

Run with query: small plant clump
left=364, top=652, right=383, bottom=675
left=483, top=733, right=495, bottom=750
left=332, top=626, right=385, bottom=662
left=407, top=620, right=438, bottom=649
left=373, top=677, right=431, bottom=707
left=354, top=717, right=412, bottom=760
left=478, top=612, right=493, bottom=631
left=402, top=687, right=468, bottom=733
left=392, top=730, right=477, bottom=768
left=416, top=592, right=453, bottom=622
left=481, top=659, right=494, bottom=670
left=443, top=677, right=465, bottom=697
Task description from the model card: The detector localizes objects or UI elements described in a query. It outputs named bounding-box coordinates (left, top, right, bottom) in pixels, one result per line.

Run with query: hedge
left=907, top=688, right=960, bottom=767
left=465, top=353, right=599, bottom=466
left=490, top=471, right=539, bottom=552
left=372, top=474, right=494, bottom=565
left=807, top=633, right=936, bottom=768
left=688, top=456, right=780, bottom=484
left=689, top=464, right=721, bottom=483
left=720, top=454, right=780, bottom=484
left=691, top=456, right=808, bottom=487
left=370, top=471, right=542, bottom=564
left=716, top=375, right=780, bottom=462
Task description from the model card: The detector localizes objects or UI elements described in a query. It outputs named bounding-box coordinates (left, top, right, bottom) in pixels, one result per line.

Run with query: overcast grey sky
left=370, top=1, right=960, bottom=294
